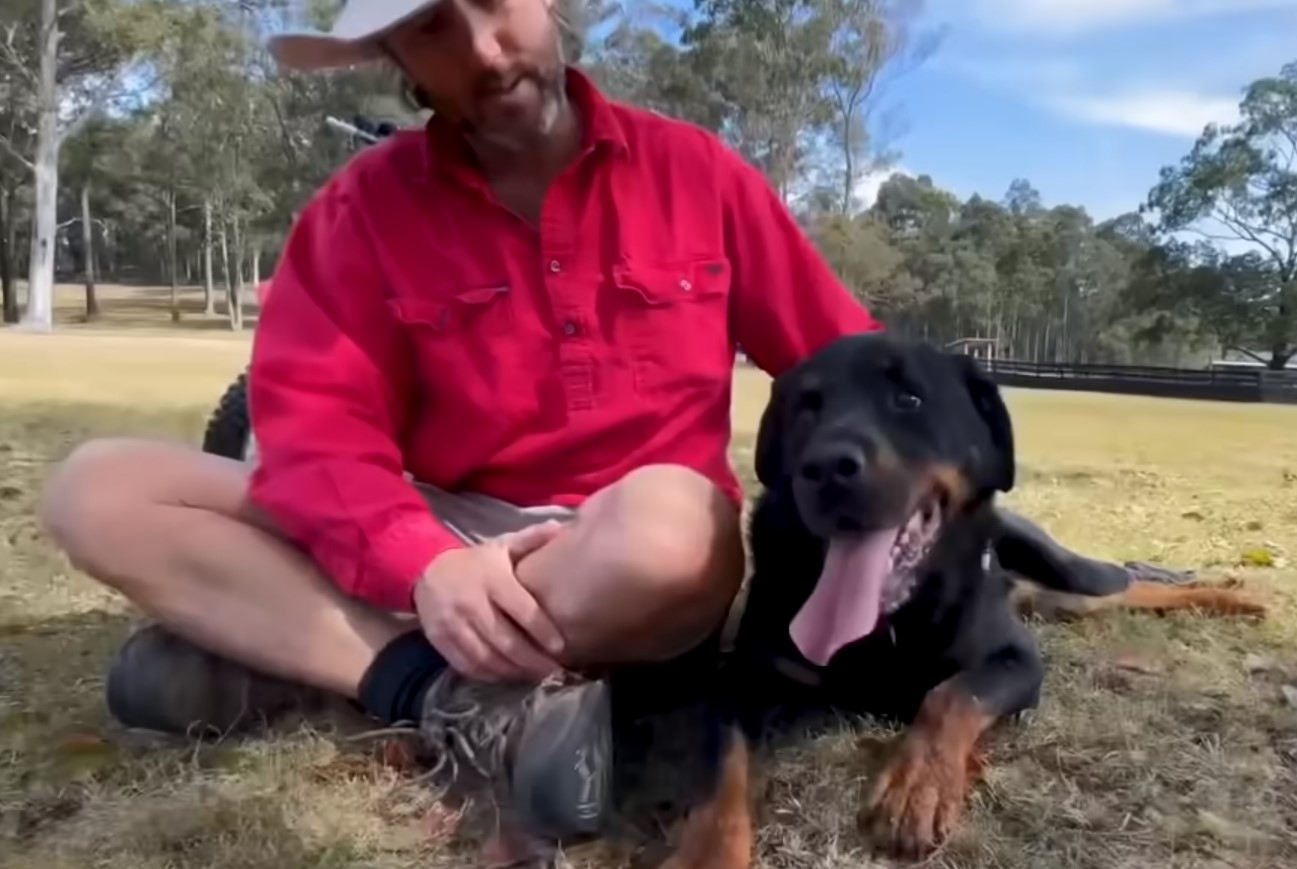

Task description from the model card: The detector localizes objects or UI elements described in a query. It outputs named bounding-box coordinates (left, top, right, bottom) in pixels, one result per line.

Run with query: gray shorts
left=415, top=481, right=578, bottom=544
left=243, top=433, right=574, bottom=543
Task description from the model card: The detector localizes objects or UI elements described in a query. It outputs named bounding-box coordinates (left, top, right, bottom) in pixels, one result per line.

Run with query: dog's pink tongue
left=789, top=531, right=896, bottom=667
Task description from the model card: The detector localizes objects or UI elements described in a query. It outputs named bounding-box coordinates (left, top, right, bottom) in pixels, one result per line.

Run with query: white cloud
left=855, top=166, right=908, bottom=209
left=1048, top=90, right=1241, bottom=136
left=957, top=0, right=1297, bottom=35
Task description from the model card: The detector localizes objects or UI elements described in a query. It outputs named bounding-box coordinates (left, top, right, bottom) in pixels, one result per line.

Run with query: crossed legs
left=38, top=438, right=747, bottom=701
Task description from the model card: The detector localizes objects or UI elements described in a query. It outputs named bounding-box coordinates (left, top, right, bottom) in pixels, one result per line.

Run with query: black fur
left=732, top=331, right=1042, bottom=731
left=610, top=332, right=1134, bottom=860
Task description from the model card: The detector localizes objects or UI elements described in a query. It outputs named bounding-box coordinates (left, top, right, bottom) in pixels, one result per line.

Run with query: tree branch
left=0, top=134, right=33, bottom=171
left=1211, top=204, right=1291, bottom=270
left=0, top=23, right=37, bottom=87
left=57, top=53, right=151, bottom=147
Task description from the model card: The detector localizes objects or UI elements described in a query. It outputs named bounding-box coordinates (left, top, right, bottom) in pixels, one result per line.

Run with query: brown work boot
left=104, top=623, right=328, bottom=739
left=105, top=624, right=613, bottom=840
left=413, top=669, right=613, bottom=841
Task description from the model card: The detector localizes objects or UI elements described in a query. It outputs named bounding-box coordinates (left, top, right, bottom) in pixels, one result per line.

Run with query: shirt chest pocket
left=389, top=284, right=515, bottom=336
left=611, top=257, right=734, bottom=396
left=387, top=284, right=522, bottom=409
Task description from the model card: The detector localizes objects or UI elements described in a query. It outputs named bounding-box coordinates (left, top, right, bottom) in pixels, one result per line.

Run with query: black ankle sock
left=358, top=630, right=448, bottom=724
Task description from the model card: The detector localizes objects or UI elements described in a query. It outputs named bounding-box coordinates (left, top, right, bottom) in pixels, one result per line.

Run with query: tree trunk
left=203, top=199, right=215, bottom=316
left=839, top=104, right=858, bottom=216
left=230, top=217, right=245, bottom=331
left=0, top=185, right=17, bottom=324
left=251, top=246, right=261, bottom=286
left=20, top=0, right=61, bottom=332
left=101, top=222, right=115, bottom=279
left=81, top=182, right=99, bottom=321
left=219, top=218, right=238, bottom=328
left=168, top=190, right=180, bottom=322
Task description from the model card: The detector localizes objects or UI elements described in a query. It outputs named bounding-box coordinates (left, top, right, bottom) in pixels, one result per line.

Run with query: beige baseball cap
left=268, top=0, right=441, bottom=71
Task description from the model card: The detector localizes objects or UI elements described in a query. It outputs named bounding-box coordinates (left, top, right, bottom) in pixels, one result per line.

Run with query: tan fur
left=657, top=725, right=754, bottom=869
left=1011, top=577, right=1268, bottom=621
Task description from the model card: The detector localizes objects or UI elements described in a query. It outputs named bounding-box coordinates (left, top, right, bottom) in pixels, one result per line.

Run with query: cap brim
left=268, top=33, right=388, bottom=72
left=268, top=0, right=445, bottom=72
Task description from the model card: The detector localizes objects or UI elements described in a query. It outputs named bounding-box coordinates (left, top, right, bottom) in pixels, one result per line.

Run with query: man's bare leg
left=40, top=438, right=743, bottom=841
left=40, top=439, right=744, bottom=695
left=40, top=439, right=404, bottom=698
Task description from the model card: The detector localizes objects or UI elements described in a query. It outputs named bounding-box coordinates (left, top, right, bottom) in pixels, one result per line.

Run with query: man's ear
left=951, top=354, right=1015, bottom=494
left=753, top=376, right=788, bottom=489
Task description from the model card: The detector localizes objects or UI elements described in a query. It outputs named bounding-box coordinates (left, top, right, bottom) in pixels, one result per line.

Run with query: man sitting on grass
left=37, top=0, right=1130, bottom=842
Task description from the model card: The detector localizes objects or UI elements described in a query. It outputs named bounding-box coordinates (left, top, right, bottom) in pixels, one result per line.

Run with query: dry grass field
left=2, top=286, right=1297, bottom=868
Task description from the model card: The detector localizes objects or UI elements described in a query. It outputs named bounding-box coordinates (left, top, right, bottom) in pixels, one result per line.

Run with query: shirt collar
left=421, top=65, right=629, bottom=186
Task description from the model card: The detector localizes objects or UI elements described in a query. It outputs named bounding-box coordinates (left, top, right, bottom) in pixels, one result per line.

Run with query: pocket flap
left=614, top=258, right=731, bottom=305
left=389, top=298, right=451, bottom=330
left=388, top=284, right=511, bottom=330
left=454, top=284, right=511, bottom=305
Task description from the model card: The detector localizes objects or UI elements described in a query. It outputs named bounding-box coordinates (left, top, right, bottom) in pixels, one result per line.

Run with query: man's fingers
left=480, top=606, right=562, bottom=681
left=451, top=622, right=525, bottom=682
left=429, top=634, right=478, bottom=681
left=431, top=612, right=522, bottom=682
left=490, top=570, right=567, bottom=660
left=501, top=519, right=565, bottom=562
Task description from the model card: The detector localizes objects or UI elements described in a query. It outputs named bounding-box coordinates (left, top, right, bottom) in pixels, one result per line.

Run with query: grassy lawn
left=2, top=293, right=1296, bottom=867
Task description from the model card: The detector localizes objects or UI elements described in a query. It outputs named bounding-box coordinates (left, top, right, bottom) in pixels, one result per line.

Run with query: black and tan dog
left=655, top=332, right=1266, bottom=869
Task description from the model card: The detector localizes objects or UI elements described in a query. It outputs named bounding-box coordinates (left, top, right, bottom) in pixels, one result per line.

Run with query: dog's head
left=754, top=331, right=1015, bottom=666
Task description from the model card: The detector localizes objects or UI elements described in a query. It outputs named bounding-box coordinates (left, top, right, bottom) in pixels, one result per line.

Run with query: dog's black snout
left=800, top=442, right=869, bottom=484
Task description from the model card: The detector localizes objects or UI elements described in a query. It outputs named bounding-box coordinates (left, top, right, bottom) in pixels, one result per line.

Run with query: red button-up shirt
left=247, top=69, right=882, bottom=611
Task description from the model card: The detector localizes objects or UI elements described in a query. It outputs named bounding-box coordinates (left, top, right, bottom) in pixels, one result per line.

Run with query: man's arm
left=247, top=184, right=465, bottom=612
left=717, top=143, right=884, bottom=377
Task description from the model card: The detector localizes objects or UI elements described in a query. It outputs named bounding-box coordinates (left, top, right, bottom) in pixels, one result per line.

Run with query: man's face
left=386, top=0, right=567, bottom=152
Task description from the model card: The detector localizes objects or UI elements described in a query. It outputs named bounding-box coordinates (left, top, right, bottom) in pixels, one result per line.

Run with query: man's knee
left=40, top=437, right=247, bottom=584
left=41, top=438, right=144, bottom=564
left=597, top=464, right=745, bottom=605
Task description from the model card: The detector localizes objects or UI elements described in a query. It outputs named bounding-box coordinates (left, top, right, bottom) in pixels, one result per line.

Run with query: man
left=38, top=0, right=1126, bottom=844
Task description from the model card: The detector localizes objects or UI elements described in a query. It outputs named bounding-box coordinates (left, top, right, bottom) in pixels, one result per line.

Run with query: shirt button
left=679, top=279, right=692, bottom=292
left=549, top=260, right=562, bottom=274
left=563, top=321, right=578, bottom=336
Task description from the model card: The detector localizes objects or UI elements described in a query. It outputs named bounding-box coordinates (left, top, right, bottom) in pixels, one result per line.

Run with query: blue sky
left=853, top=0, right=1297, bottom=220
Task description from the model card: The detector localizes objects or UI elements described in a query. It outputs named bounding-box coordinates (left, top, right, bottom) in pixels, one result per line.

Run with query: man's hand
left=413, top=521, right=567, bottom=682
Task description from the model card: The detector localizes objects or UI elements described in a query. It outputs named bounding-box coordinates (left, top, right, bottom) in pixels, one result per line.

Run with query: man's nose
left=460, top=5, right=506, bottom=68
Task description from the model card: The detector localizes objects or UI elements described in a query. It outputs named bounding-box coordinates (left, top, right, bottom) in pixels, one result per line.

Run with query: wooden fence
left=983, top=359, right=1297, bottom=405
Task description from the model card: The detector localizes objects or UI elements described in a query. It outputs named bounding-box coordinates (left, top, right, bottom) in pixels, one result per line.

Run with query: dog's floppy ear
left=951, top=353, right=1015, bottom=494
left=753, top=375, right=788, bottom=489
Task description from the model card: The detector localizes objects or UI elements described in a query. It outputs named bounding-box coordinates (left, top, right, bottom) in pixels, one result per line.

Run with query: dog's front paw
left=859, top=733, right=983, bottom=859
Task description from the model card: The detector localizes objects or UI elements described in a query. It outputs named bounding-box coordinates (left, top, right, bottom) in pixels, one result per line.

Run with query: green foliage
left=1144, top=62, right=1297, bottom=368
left=0, top=0, right=1292, bottom=361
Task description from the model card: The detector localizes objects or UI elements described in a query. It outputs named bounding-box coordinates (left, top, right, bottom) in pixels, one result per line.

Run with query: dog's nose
left=799, top=443, right=867, bottom=484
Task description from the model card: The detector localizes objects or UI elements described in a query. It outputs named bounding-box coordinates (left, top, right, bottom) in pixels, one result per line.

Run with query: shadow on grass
left=0, top=608, right=401, bottom=868
left=0, top=609, right=138, bottom=781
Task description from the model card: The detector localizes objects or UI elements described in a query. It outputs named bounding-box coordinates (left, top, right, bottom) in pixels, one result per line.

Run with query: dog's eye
left=893, top=390, right=922, bottom=411
left=796, top=389, right=823, bottom=414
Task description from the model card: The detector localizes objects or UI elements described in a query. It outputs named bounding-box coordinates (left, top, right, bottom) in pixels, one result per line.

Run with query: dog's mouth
left=789, top=492, right=945, bottom=667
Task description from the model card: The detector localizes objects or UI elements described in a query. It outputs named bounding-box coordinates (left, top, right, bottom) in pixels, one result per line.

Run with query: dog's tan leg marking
left=861, top=678, right=992, bottom=858
left=658, top=725, right=754, bottom=869
left=1013, top=579, right=1267, bottom=620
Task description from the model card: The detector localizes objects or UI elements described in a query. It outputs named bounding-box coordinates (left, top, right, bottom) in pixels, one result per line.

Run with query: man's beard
left=466, top=70, right=567, bottom=154
left=461, top=36, right=569, bottom=156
